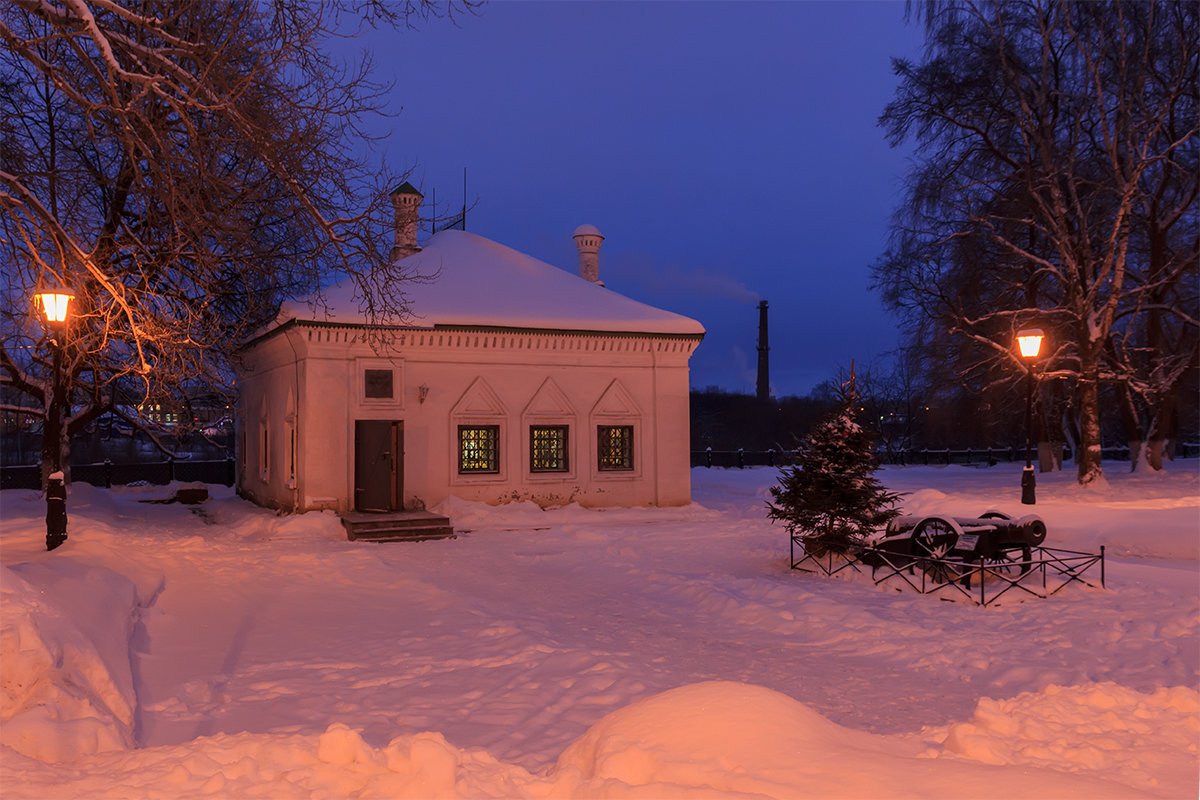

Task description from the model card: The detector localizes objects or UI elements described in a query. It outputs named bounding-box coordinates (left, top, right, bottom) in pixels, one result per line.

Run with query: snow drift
left=1, top=564, right=140, bottom=762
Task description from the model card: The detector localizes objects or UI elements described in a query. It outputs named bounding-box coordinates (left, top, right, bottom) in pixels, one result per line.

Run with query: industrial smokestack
left=756, top=300, right=770, bottom=401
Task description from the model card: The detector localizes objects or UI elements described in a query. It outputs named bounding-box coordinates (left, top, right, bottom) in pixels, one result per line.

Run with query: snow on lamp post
left=34, top=287, right=73, bottom=551
left=1016, top=328, right=1044, bottom=506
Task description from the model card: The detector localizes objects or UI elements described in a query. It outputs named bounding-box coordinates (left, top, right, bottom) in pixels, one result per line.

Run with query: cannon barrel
left=1009, top=514, right=1047, bottom=546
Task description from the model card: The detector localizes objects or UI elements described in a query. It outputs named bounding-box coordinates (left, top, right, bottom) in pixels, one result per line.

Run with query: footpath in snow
left=1, top=461, right=1197, bottom=798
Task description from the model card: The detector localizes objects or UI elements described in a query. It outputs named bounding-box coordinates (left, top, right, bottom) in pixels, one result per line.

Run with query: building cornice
left=240, top=318, right=704, bottom=352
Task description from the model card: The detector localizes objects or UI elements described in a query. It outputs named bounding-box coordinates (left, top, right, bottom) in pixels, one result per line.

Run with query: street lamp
left=34, top=287, right=74, bottom=551
left=1016, top=328, right=1044, bottom=505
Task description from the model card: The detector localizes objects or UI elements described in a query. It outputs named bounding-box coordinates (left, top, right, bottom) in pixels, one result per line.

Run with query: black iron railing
left=693, top=443, right=1200, bottom=469
left=1, top=458, right=236, bottom=490
left=789, top=539, right=1106, bottom=607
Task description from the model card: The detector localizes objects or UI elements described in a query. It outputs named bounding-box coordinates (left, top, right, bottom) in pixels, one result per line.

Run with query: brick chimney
left=390, top=182, right=423, bottom=261
left=573, top=224, right=604, bottom=285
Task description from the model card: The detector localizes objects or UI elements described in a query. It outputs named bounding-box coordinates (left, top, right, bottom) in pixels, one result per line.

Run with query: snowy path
left=122, top=464, right=1198, bottom=770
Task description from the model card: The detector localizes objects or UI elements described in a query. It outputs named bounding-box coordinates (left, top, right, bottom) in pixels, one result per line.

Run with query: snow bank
left=1, top=565, right=139, bottom=762
left=433, top=493, right=720, bottom=531
left=940, top=683, right=1200, bottom=786
left=1, top=484, right=168, bottom=764
left=549, top=681, right=1161, bottom=799
left=554, top=681, right=851, bottom=797
left=5, top=681, right=1191, bottom=799
left=1, top=723, right=539, bottom=800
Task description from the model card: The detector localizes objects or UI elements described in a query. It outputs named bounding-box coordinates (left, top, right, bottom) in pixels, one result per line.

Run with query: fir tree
left=768, top=369, right=903, bottom=557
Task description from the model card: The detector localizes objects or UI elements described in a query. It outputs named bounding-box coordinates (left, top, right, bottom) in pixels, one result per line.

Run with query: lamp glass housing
left=1016, top=328, right=1044, bottom=359
left=35, top=291, right=73, bottom=323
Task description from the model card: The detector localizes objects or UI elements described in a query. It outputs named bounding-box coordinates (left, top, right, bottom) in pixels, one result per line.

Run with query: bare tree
left=1105, top=8, right=1200, bottom=469
left=875, top=0, right=1199, bottom=484
left=1, top=0, right=475, bottom=484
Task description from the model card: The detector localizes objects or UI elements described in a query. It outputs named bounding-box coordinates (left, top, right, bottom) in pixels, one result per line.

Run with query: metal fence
left=1, top=458, right=236, bottom=490
left=692, top=443, right=1200, bottom=469
left=790, top=541, right=1105, bottom=607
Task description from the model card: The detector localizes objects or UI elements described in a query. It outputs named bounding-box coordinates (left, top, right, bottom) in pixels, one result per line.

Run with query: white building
left=235, top=185, right=704, bottom=517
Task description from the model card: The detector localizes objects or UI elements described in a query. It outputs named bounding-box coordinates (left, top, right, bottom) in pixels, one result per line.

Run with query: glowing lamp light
left=35, top=290, right=74, bottom=324
left=1016, top=328, right=1044, bottom=359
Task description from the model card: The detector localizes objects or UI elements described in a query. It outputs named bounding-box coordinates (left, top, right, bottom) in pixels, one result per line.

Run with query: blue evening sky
left=343, top=1, right=924, bottom=397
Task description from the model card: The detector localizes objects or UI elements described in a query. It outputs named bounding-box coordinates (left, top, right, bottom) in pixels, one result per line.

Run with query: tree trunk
left=1038, top=441, right=1062, bottom=472
left=1075, top=356, right=1104, bottom=485
left=40, top=397, right=61, bottom=492
left=40, top=342, right=71, bottom=490
left=1114, top=381, right=1145, bottom=472
left=1146, top=389, right=1178, bottom=471
left=1034, top=383, right=1062, bottom=472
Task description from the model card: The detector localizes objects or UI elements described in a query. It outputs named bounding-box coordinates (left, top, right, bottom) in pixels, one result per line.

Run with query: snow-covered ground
left=1, top=461, right=1197, bottom=798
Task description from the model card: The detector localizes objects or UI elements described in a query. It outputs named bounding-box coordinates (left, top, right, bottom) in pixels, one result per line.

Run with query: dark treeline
left=691, top=388, right=833, bottom=452
left=691, top=368, right=1200, bottom=463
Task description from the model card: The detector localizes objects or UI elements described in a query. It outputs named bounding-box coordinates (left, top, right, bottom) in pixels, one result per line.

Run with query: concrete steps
left=339, top=510, right=455, bottom=542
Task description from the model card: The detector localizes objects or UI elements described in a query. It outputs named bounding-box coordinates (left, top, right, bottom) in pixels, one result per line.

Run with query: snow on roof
left=280, top=230, right=705, bottom=336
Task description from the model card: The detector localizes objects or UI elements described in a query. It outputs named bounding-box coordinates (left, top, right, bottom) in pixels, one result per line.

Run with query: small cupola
left=390, top=182, right=423, bottom=261
left=573, top=224, right=604, bottom=285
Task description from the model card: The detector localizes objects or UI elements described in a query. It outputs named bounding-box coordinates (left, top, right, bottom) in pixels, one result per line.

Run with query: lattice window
left=530, top=425, right=569, bottom=472
left=597, top=425, right=634, bottom=471
left=459, top=425, right=500, bottom=473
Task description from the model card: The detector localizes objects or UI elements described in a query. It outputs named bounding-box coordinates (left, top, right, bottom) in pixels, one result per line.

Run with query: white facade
left=236, top=228, right=704, bottom=512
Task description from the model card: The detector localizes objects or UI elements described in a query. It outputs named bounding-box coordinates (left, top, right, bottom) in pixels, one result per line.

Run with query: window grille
left=530, top=425, right=569, bottom=472
left=597, top=425, right=634, bottom=471
left=459, top=425, right=500, bottom=473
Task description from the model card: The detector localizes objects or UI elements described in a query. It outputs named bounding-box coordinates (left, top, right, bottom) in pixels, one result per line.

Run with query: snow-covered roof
left=279, top=230, right=705, bottom=336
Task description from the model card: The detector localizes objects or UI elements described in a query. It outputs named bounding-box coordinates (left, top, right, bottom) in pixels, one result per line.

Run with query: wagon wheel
left=983, top=544, right=1032, bottom=577
left=912, top=516, right=962, bottom=584
left=979, top=510, right=1011, bottom=521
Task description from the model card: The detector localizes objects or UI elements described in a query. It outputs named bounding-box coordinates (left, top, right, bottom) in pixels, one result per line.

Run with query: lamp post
left=1016, top=328, right=1044, bottom=505
left=34, top=288, right=74, bottom=551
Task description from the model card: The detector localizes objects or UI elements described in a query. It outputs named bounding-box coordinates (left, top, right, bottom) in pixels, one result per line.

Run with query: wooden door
left=354, top=420, right=403, bottom=511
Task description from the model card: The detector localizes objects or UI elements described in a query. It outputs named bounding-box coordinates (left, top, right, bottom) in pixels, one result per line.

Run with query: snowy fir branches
left=768, top=368, right=903, bottom=557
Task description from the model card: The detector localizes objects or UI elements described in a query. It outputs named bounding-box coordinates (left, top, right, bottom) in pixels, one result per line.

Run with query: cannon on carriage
left=867, top=510, right=1047, bottom=576
left=787, top=507, right=1102, bottom=605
